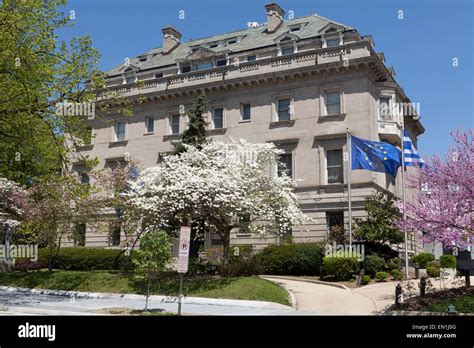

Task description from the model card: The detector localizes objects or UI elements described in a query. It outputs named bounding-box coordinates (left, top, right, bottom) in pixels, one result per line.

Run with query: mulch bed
left=393, top=286, right=474, bottom=312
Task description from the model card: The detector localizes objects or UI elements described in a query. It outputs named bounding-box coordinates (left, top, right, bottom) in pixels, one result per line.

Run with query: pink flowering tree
left=397, top=129, right=473, bottom=249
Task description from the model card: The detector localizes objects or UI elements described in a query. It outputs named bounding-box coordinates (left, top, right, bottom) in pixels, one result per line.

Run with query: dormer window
left=326, top=37, right=340, bottom=47
left=194, top=62, right=214, bottom=71
left=281, top=46, right=294, bottom=55
left=139, top=57, right=147, bottom=62
left=247, top=55, right=257, bottom=62
left=216, top=59, right=227, bottom=67
left=181, top=65, right=191, bottom=73
left=124, top=74, right=135, bottom=84
left=289, top=25, right=301, bottom=32
left=227, top=39, right=237, bottom=45
left=154, top=72, right=163, bottom=79
left=209, top=43, right=218, bottom=48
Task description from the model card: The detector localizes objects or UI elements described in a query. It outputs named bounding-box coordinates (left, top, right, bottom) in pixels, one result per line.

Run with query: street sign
left=177, top=226, right=191, bottom=273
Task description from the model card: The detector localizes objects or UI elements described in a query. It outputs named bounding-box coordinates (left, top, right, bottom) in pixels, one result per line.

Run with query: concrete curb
left=261, top=275, right=351, bottom=290
left=0, top=285, right=293, bottom=311
left=260, top=276, right=298, bottom=309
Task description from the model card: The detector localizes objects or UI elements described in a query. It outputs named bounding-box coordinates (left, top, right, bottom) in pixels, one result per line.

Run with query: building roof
left=106, top=14, right=354, bottom=77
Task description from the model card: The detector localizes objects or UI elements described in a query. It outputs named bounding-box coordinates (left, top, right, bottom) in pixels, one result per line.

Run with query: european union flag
left=351, top=135, right=402, bottom=177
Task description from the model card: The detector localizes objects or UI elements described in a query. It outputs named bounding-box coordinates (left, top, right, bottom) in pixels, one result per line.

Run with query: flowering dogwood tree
left=397, top=129, right=473, bottom=249
left=127, top=139, right=310, bottom=265
left=0, top=177, right=26, bottom=229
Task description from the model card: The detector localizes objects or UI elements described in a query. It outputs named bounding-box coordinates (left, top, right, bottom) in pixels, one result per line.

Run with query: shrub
left=375, top=271, right=388, bottom=281
left=255, top=243, right=325, bottom=276
left=357, top=242, right=399, bottom=260
left=390, top=269, right=403, bottom=281
left=411, top=253, right=435, bottom=268
left=363, top=255, right=386, bottom=277
left=323, top=255, right=360, bottom=281
left=387, top=257, right=402, bottom=271
left=229, top=245, right=253, bottom=261
left=427, top=260, right=441, bottom=269
left=14, top=259, right=44, bottom=272
left=220, top=257, right=264, bottom=277
left=439, top=255, right=456, bottom=268
left=361, top=275, right=371, bottom=285
left=38, top=247, right=135, bottom=271
left=427, top=265, right=440, bottom=278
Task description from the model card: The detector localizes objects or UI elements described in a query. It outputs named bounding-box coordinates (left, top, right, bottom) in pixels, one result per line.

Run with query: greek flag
left=403, top=130, right=425, bottom=168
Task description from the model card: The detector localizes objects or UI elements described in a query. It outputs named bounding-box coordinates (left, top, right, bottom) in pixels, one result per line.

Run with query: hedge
left=254, top=243, right=326, bottom=276
left=323, top=255, right=360, bottom=280
left=363, top=255, right=386, bottom=277
left=439, top=255, right=456, bottom=268
left=38, top=247, right=135, bottom=271
left=411, top=253, right=435, bottom=268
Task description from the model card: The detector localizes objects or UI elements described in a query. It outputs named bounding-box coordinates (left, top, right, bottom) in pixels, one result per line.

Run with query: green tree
left=354, top=192, right=404, bottom=245
left=133, top=231, right=173, bottom=311
left=0, top=0, right=128, bottom=185
left=172, top=93, right=209, bottom=155
left=172, top=94, right=209, bottom=258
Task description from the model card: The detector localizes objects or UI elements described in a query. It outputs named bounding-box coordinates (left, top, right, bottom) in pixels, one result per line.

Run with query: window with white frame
left=276, top=98, right=291, bottom=121
left=170, top=114, right=180, bottom=134
left=145, top=117, right=154, bottom=133
left=115, top=122, right=126, bottom=141
left=124, top=74, right=135, bottom=84
left=379, top=96, right=392, bottom=121
left=326, top=149, right=343, bottom=184
left=212, top=108, right=224, bottom=128
left=241, top=103, right=251, bottom=121
left=325, top=91, right=341, bottom=115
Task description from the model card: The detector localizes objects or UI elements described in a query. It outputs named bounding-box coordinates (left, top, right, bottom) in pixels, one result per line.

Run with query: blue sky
left=59, top=0, right=473, bottom=157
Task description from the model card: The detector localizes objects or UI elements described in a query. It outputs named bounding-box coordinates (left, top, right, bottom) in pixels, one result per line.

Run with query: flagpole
left=346, top=128, right=352, bottom=249
left=401, top=126, right=409, bottom=279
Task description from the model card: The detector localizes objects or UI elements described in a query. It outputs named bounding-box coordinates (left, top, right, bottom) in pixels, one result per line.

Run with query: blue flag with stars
left=351, top=135, right=402, bottom=177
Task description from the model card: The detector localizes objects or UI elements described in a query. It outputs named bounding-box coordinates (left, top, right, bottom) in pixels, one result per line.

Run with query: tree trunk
left=221, top=227, right=232, bottom=267
left=145, top=276, right=151, bottom=311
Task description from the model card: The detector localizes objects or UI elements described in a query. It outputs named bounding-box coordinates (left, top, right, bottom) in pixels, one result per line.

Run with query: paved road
left=0, top=287, right=298, bottom=316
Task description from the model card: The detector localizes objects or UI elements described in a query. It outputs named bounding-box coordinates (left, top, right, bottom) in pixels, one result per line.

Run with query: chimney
left=162, top=26, right=182, bottom=54
left=265, top=3, right=284, bottom=33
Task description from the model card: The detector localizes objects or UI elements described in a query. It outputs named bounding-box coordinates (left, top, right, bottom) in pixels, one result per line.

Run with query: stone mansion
left=74, top=3, right=425, bottom=254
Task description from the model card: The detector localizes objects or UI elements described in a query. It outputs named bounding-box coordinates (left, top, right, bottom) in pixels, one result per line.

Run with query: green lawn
left=0, top=270, right=290, bottom=306
left=421, top=294, right=474, bottom=313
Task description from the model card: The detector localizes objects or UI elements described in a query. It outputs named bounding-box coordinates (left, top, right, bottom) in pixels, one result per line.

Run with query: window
left=277, top=98, right=291, bottom=121
left=281, top=46, right=294, bottom=55
left=124, top=75, right=135, bottom=84
left=154, top=72, right=163, bottom=78
left=213, top=108, right=224, bottom=129
left=325, top=91, right=341, bottom=115
left=80, top=173, right=90, bottom=184
left=216, top=59, right=227, bottom=67
left=209, top=43, right=218, bottom=48
left=241, top=103, right=251, bottom=120
left=326, top=149, right=343, bottom=184
left=170, top=114, right=180, bottom=134
left=326, top=37, right=340, bottom=47
left=239, top=214, right=251, bottom=235
left=289, top=26, right=300, bottom=32
left=139, top=57, right=147, bottom=62
left=277, top=153, right=293, bottom=177
left=246, top=55, right=257, bottom=62
left=115, top=122, right=126, bottom=141
left=111, top=224, right=121, bottom=246
left=379, top=96, right=391, bottom=120
left=145, top=117, right=154, bottom=133
left=326, top=211, right=344, bottom=243
left=181, top=65, right=191, bottom=73
left=194, top=62, right=214, bottom=71
left=227, top=39, right=237, bottom=45
left=74, top=223, right=86, bottom=247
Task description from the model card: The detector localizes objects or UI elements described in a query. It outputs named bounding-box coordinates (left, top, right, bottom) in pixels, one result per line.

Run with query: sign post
left=177, top=226, right=191, bottom=316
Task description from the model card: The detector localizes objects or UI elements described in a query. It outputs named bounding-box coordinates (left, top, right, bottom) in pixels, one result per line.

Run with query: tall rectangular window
left=213, top=108, right=224, bottom=129
left=80, top=173, right=90, bottom=184
left=241, top=104, right=251, bottom=121
left=170, top=115, right=180, bottom=134
left=277, top=153, right=293, bottom=177
left=145, top=117, right=154, bottom=133
left=277, top=98, right=291, bottom=121
left=326, top=91, right=341, bottom=115
left=115, top=122, right=126, bottom=141
left=327, top=149, right=343, bottom=184
left=75, top=223, right=86, bottom=247
left=379, top=97, right=391, bottom=120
